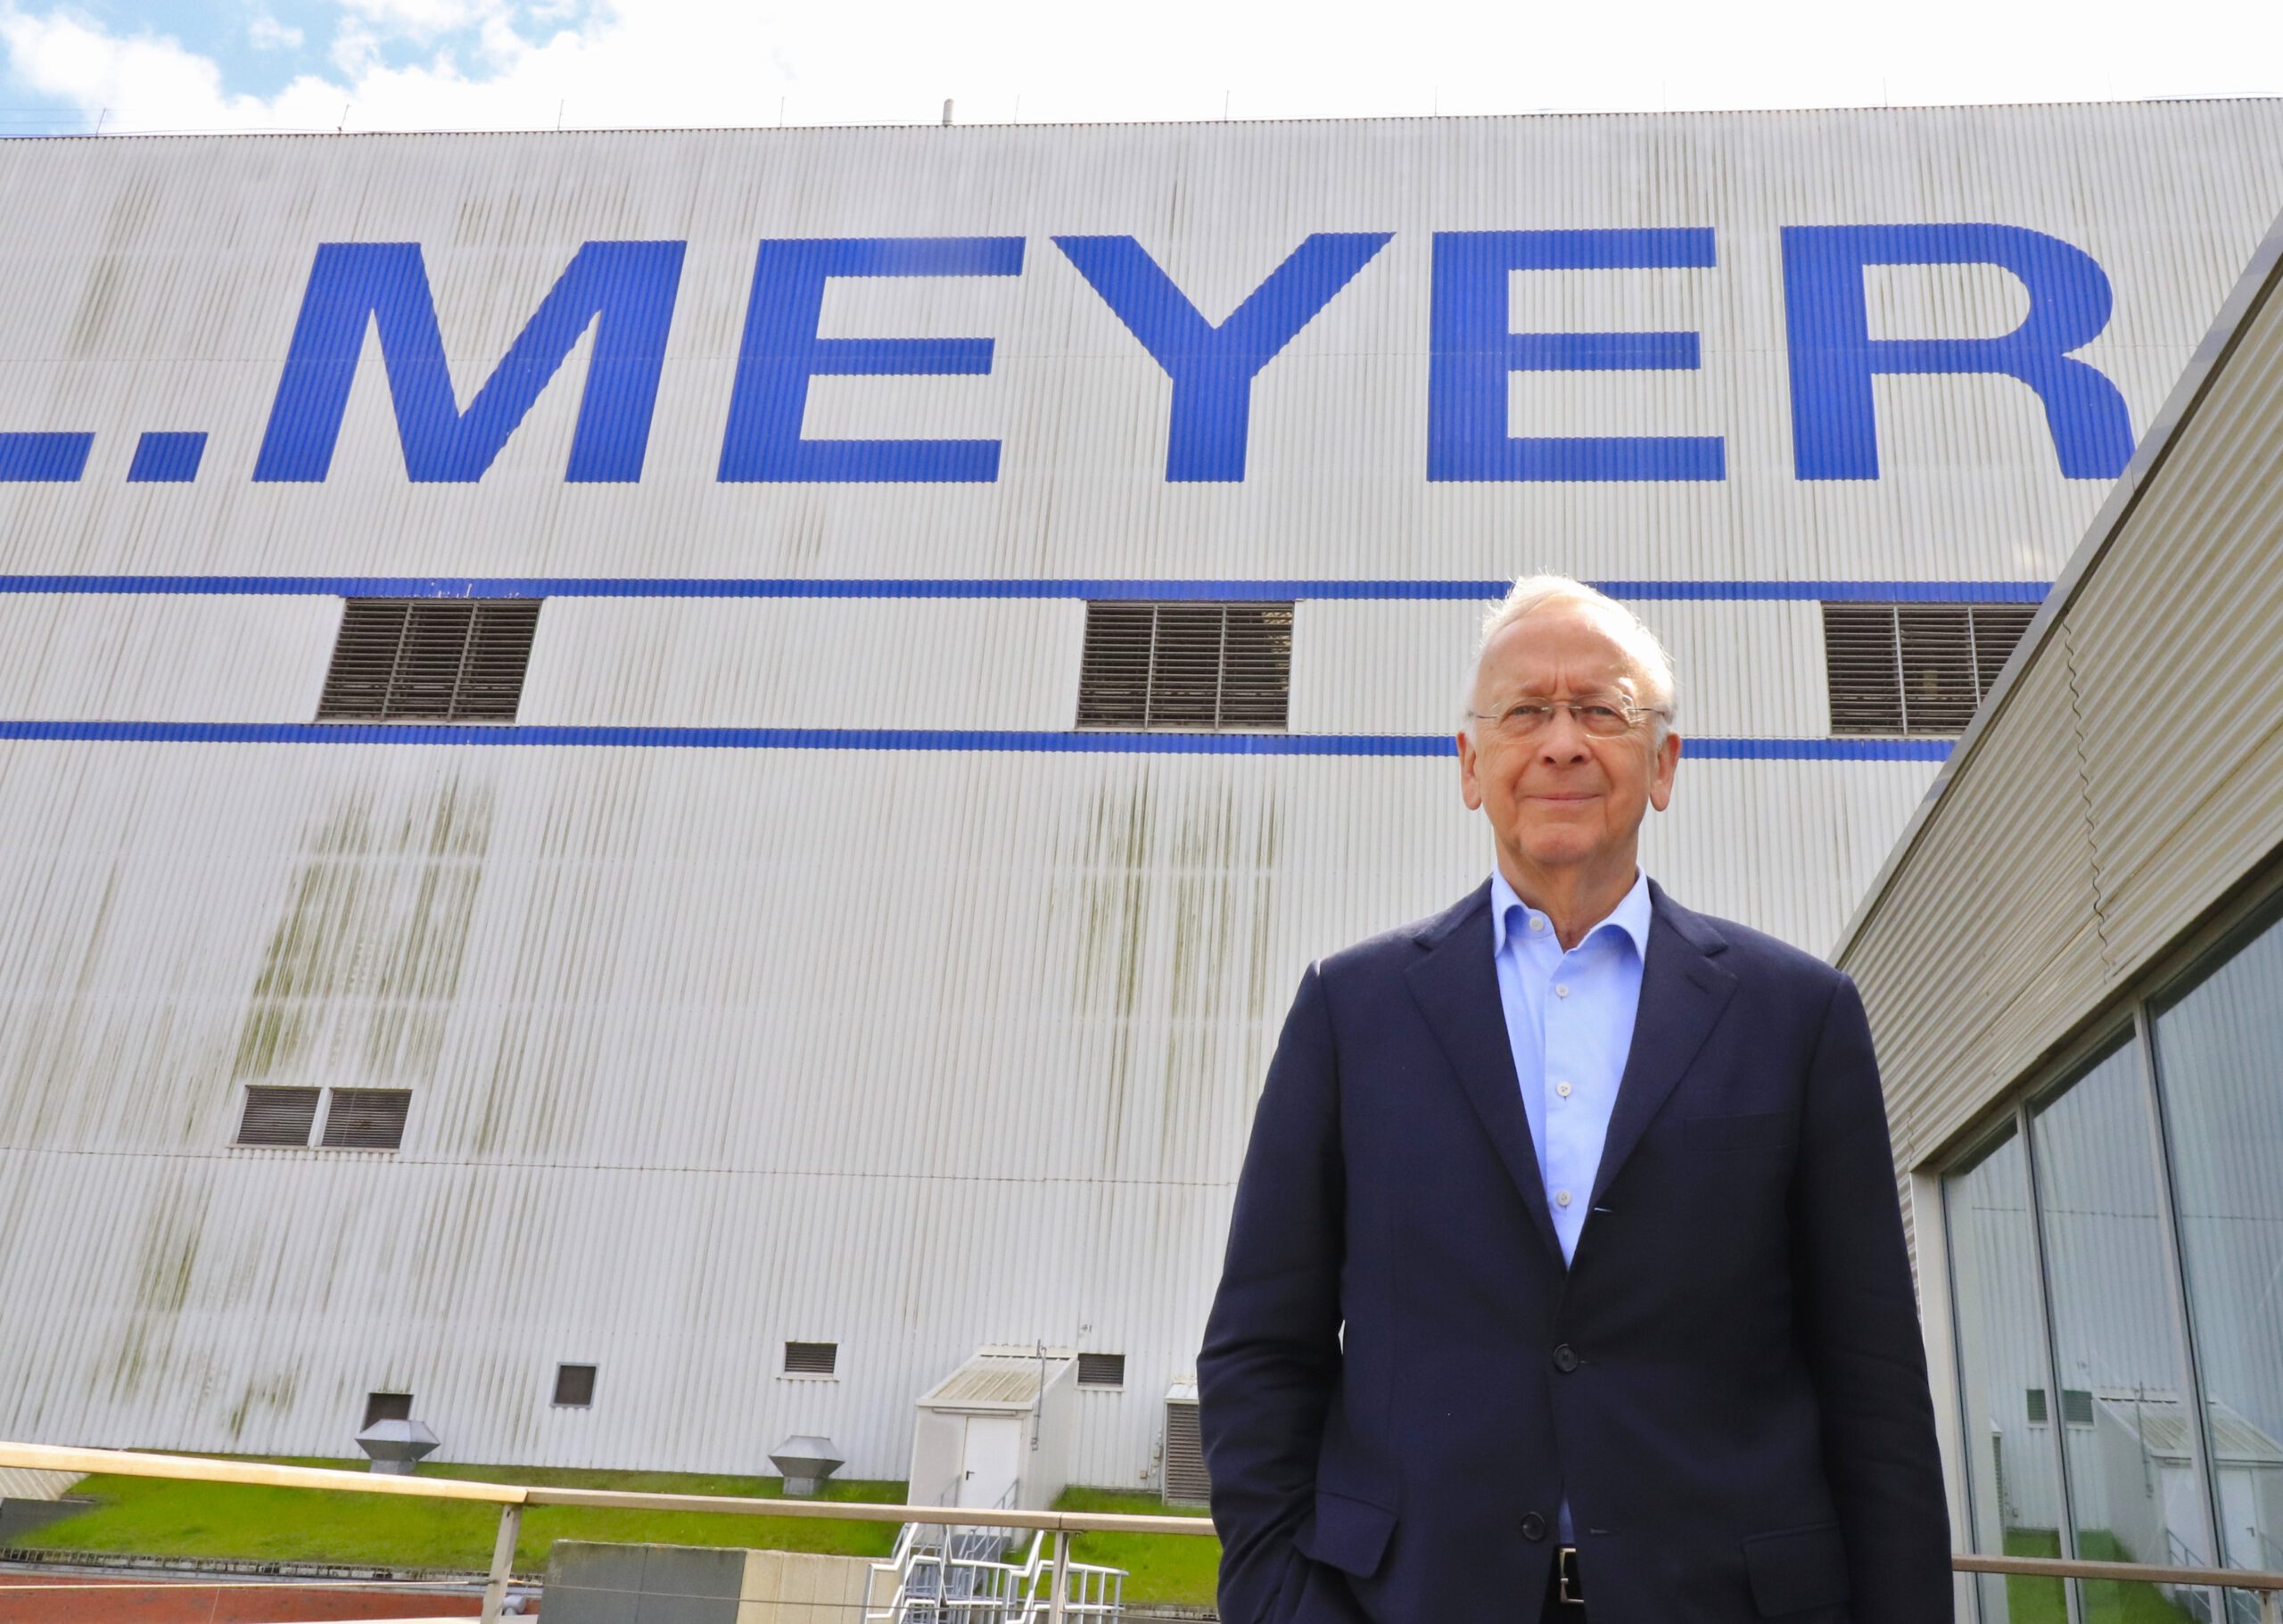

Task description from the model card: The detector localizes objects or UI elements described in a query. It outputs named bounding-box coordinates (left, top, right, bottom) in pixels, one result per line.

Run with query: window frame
left=1924, top=859, right=2283, bottom=1624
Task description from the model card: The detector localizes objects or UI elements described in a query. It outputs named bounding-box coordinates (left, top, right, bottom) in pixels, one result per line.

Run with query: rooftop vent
left=1077, top=602, right=1293, bottom=731
left=1824, top=602, right=2036, bottom=736
left=770, top=1435, right=845, bottom=1497
left=317, top=598, right=541, bottom=723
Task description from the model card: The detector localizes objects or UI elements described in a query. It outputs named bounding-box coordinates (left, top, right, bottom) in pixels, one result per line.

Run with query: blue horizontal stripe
left=0, top=721, right=1952, bottom=761
left=0, top=575, right=2049, bottom=603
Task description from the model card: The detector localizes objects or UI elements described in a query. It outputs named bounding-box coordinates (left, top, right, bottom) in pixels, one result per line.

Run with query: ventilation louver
left=1076, top=1353, right=1125, bottom=1388
left=1824, top=603, right=2038, bottom=736
left=784, top=1341, right=837, bottom=1375
left=322, top=1089, right=413, bottom=1150
left=236, top=1085, right=321, bottom=1147
left=554, top=1364, right=598, bottom=1407
left=1078, top=603, right=1293, bottom=731
left=318, top=599, right=542, bottom=723
left=1163, top=1397, right=1210, bottom=1505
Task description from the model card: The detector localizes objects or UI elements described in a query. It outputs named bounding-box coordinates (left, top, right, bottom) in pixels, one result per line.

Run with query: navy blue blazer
left=1199, top=880, right=1949, bottom=1624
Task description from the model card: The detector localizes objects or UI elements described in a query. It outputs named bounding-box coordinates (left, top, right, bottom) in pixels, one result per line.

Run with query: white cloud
left=1, top=0, right=2279, bottom=137
left=246, top=12, right=303, bottom=50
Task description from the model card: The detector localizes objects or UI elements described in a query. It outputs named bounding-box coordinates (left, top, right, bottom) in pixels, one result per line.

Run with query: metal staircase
left=863, top=1483, right=1125, bottom=1624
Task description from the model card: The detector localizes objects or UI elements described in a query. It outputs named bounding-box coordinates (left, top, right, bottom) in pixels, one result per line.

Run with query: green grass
left=1999, top=1528, right=2202, bottom=1624
left=17, top=1458, right=905, bottom=1573
left=1051, top=1486, right=1218, bottom=1608
left=15, top=1462, right=1222, bottom=1605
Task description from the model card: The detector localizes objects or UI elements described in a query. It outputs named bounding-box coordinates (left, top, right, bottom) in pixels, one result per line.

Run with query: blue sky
left=1, top=0, right=2278, bottom=136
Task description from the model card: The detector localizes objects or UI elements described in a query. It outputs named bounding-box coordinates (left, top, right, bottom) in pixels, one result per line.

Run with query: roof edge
left=1830, top=202, right=2283, bottom=970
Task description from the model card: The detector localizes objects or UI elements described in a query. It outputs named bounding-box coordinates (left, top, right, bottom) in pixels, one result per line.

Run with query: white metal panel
left=519, top=599, right=1087, bottom=730
left=1288, top=598, right=1828, bottom=738
left=0, top=595, right=338, bottom=721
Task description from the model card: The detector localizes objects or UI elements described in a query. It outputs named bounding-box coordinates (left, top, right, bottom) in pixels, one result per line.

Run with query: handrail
left=0, top=1439, right=1216, bottom=1532
left=1955, top=1553, right=2283, bottom=1592
left=12, top=1440, right=2283, bottom=1618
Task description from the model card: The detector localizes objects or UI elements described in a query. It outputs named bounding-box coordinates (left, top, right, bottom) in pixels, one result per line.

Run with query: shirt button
left=1554, top=984, right=1570, bottom=998
left=1521, top=1512, right=1548, bottom=1542
left=1529, top=917, right=1545, bottom=933
left=1555, top=1081, right=1572, bottom=1098
left=1555, top=1189, right=1572, bottom=1208
left=1553, top=1344, right=1580, bottom=1373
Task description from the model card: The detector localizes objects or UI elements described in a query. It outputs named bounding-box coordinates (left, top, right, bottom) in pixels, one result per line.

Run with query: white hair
left=1461, top=574, right=1678, bottom=738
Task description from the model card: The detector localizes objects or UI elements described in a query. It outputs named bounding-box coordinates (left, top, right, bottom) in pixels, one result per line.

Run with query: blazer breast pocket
left=1685, top=1110, right=1796, bottom=1153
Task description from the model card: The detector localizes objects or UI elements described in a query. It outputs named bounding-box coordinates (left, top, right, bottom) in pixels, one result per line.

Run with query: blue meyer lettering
left=716, top=237, right=1025, bottom=483
left=1781, top=224, right=2133, bottom=480
left=1051, top=234, right=1391, bottom=482
left=1428, top=229, right=1725, bottom=482
left=253, top=240, right=685, bottom=483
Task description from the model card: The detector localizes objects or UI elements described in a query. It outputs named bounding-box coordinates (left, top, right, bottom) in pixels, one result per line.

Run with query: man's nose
left=1537, top=705, right=1593, bottom=761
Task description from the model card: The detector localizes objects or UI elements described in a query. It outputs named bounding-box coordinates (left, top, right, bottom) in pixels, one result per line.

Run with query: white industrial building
left=3, top=101, right=2283, bottom=1495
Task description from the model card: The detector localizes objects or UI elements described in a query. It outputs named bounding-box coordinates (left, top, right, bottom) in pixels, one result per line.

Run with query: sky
left=0, top=0, right=2279, bottom=136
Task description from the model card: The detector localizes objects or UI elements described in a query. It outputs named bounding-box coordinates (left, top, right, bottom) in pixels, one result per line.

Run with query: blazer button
left=1520, top=1512, right=1548, bottom=1542
left=1553, top=1343, right=1580, bottom=1373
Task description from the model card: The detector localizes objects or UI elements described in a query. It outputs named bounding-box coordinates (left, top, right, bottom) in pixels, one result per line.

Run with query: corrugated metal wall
left=5, top=103, right=2283, bottom=1481
left=1841, top=217, right=2283, bottom=1175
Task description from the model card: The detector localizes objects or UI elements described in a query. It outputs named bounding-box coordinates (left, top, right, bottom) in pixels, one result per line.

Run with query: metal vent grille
left=1077, top=603, right=1293, bottom=731
left=236, top=1085, right=320, bottom=1147
left=1162, top=1399, right=1210, bottom=1504
left=321, top=1089, right=412, bottom=1150
left=1076, top=1354, right=1125, bottom=1388
left=784, top=1341, right=837, bottom=1375
left=317, top=599, right=542, bottom=723
left=1824, top=604, right=2038, bottom=736
left=554, top=1364, right=598, bottom=1407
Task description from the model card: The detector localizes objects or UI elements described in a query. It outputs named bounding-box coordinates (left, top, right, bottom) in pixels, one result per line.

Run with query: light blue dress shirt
left=1489, top=867, right=1652, bottom=1544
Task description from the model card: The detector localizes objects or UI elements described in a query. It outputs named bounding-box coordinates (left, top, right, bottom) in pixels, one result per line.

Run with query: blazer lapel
left=1590, top=883, right=1738, bottom=1208
left=1403, top=884, right=1562, bottom=1261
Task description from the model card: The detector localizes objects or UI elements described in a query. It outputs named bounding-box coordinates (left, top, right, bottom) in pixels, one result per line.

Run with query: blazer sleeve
left=1198, top=962, right=1362, bottom=1624
left=1792, top=973, right=1955, bottom=1624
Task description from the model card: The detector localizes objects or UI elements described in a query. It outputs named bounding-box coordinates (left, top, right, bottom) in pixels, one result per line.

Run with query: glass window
left=2029, top=1039, right=2215, bottom=1624
left=1946, top=1124, right=2067, bottom=1624
left=2154, top=912, right=2283, bottom=1580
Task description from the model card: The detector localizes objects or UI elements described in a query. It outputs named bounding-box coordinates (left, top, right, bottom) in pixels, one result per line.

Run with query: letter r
left=1781, top=223, right=2134, bottom=480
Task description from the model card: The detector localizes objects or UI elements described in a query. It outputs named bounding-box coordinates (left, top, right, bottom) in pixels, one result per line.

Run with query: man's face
left=1457, top=605, right=1681, bottom=878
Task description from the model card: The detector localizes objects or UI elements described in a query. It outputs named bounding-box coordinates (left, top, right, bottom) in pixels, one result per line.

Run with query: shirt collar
left=1491, top=867, right=1654, bottom=961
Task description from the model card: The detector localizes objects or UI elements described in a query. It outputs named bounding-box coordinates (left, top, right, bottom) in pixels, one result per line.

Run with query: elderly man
left=1198, top=577, right=1949, bottom=1624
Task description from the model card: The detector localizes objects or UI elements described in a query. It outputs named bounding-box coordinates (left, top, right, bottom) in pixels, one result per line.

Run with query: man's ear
left=1648, top=730, right=1682, bottom=812
left=1458, top=729, right=1484, bottom=811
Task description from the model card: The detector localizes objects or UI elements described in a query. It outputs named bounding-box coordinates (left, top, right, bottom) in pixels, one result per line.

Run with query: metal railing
left=7, top=1440, right=2283, bottom=1623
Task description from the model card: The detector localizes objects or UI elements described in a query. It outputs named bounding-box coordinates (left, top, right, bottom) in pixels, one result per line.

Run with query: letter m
left=254, top=240, right=685, bottom=482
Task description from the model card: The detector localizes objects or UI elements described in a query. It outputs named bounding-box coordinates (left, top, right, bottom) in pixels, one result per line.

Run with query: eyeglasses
left=1469, top=697, right=1669, bottom=741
